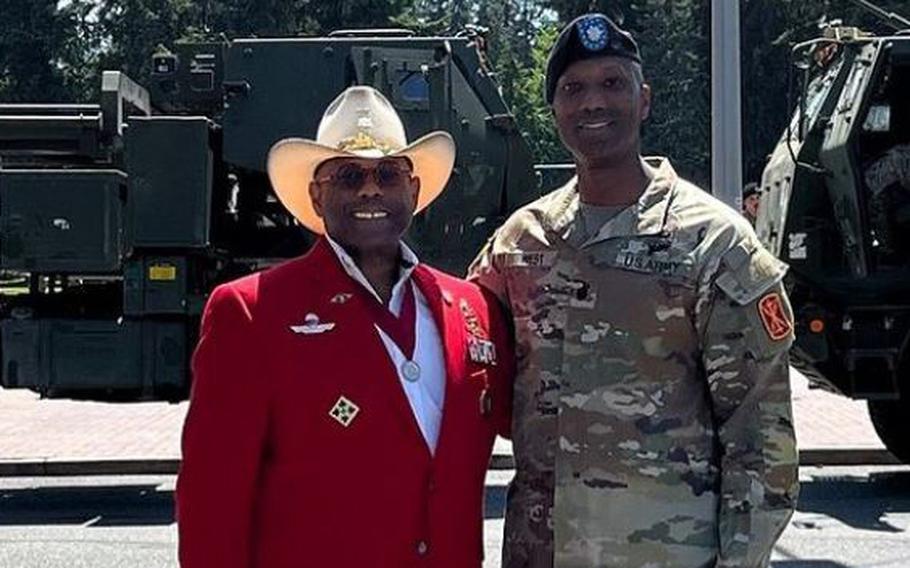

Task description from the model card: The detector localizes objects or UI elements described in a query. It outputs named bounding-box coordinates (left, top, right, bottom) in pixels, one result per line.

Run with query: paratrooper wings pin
left=290, top=312, right=336, bottom=335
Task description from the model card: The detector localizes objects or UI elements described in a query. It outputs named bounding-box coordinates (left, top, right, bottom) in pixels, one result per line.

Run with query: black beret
left=742, top=182, right=760, bottom=198
left=545, top=13, right=642, bottom=104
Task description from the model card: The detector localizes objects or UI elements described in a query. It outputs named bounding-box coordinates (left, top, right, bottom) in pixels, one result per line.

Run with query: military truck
left=756, top=10, right=910, bottom=461
left=0, top=29, right=537, bottom=402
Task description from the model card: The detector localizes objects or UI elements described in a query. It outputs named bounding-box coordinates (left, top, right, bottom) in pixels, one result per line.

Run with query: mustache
left=344, top=197, right=399, bottom=212
left=579, top=109, right=621, bottom=121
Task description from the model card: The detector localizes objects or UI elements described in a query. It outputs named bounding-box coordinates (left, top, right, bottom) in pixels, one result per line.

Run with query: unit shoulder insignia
left=757, top=292, right=793, bottom=341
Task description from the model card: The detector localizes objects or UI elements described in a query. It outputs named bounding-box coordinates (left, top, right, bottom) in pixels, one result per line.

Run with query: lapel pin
left=461, top=299, right=496, bottom=365
left=471, top=370, right=493, bottom=417
left=468, top=335, right=497, bottom=365
left=460, top=299, right=488, bottom=339
left=331, top=292, right=353, bottom=304
left=290, top=312, right=336, bottom=335
left=480, top=387, right=493, bottom=416
left=329, top=395, right=360, bottom=427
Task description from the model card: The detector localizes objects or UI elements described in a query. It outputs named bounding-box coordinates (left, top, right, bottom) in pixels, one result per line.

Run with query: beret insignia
left=576, top=15, right=610, bottom=51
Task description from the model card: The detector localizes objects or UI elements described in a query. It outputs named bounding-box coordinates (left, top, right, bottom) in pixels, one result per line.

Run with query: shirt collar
left=543, top=157, right=679, bottom=247
left=325, top=235, right=419, bottom=307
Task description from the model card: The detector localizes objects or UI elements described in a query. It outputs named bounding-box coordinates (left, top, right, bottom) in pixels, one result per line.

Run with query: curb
left=799, top=448, right=899, bottom=466
left=0, top=449, right=900, bottom=477
left=0, top=459, right=180, bottom=477
left=492, top=449, right=900, bottom=470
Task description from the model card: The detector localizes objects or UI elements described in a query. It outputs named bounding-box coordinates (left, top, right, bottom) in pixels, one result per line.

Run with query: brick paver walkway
left=0, top=369, right=884, bottom=463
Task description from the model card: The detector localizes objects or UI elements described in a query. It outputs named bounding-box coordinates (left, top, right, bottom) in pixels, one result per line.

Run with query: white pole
left=711, top=0, right=743, bottom=208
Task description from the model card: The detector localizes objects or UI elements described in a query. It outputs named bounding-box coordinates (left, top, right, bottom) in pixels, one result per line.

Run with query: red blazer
left=176, top=238, right=513, bottom=568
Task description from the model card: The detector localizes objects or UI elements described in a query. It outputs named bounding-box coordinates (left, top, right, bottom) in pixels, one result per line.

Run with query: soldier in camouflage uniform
left=469, top=13, right=798, bottom=568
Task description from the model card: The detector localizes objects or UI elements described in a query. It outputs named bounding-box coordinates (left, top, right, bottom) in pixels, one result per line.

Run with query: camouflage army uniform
left=469, top=158, right=798, bottom=568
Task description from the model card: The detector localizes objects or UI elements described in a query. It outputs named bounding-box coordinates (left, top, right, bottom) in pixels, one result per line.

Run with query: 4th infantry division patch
left=329, top=396, right=360, bottom=427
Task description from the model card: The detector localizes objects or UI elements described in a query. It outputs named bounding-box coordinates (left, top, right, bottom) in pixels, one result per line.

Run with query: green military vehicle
left=756, top=11, right=910, bottom=461
left=0, top=29, right=537, bottom=402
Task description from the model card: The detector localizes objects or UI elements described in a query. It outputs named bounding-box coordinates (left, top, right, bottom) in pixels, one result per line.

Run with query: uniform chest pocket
left=583, top=240, right=700, bottom=332
left=496, top=252, right=560, bottom=318
left=589, top=238, right=698, bottom=290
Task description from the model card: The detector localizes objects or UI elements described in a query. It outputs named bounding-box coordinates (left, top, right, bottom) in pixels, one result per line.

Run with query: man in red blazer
left=176, top=86, right=514, bottom=568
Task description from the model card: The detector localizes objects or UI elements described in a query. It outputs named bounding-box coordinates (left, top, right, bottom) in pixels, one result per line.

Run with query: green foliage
left=399, top=0, right=563, bottom=161
left=508, top=23, right=568, bottom=163
left=178, top=0, right=311, bottom=39
left=631, top=0, right=711, bottom=186
left=1, top=0, right=414, bottom=102
left=0, top=0, right=73, bottom=102
left=396, top=0, right=471, bottom=34
left=296, top=0, right=415, bottom=35
left=93, top=0, right=196, bottom=87
left=56, top=1, right=109, bottom=102
left=547, top=0, right=629, bottom=23
left=501, top=0, right=712, bottom=184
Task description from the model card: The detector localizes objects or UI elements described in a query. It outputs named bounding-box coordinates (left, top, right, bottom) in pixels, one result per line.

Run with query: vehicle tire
left=868, top=399, right=910, bottom=464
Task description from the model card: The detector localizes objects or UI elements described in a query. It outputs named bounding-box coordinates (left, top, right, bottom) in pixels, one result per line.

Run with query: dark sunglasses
left=315, top=159, right=413, bottom=191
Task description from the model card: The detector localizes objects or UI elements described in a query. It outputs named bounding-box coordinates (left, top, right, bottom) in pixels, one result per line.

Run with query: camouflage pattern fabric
left=469, top=158, right=799, bottom=568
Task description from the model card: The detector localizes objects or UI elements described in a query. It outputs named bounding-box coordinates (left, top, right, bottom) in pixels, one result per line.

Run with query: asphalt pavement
left=1, top=367, right=906, bottom=566
left=2, top=466, right=910, bottom=568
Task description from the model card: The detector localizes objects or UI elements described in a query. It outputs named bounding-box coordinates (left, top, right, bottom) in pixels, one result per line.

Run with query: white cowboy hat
left=266, top=86, right=456, bottom=234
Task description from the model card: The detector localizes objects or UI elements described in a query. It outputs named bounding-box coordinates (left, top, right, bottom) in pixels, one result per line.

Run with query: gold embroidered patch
left=460, top=299, right=488, bottom=339
left=336, top=131, right=393, bottom=154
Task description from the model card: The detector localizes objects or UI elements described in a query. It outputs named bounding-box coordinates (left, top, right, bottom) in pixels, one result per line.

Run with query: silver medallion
left=401, top=360, right=421, bottom=382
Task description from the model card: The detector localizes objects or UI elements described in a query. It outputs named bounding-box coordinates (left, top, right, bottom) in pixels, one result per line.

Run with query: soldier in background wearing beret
left=470, top=13, right=798, bottom=568
left=742, top=182, right=761, bottom=226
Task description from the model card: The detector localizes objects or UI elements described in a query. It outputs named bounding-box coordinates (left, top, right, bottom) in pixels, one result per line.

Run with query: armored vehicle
left=757, top=13, right=910, bottom=460
left=0, top=29, right=537, bottom=402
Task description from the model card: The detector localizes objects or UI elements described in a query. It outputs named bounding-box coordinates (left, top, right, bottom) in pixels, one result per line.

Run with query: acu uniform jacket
left=176, top=238, right=513, bottom=568
left=470, top=158, right=799, bottom=568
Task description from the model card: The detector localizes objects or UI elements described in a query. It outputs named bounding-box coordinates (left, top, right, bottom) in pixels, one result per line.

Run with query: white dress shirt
left=325, top=236, right=446, bottom=453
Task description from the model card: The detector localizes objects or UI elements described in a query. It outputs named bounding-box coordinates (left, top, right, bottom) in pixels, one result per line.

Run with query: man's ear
left=639, top=82, right=652, bottom=122
left=309, top=181, right=325, bottom=217
left=409, top=176, right=421, bottom=209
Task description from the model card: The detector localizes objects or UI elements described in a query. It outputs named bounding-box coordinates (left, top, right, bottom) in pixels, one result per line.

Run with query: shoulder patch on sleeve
left=758, top=292, right=794, bottom=341
left=715, top=241, right=788, bottom=305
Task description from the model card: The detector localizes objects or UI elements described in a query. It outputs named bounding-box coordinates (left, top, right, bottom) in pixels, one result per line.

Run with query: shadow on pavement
left=795, top=469, right=910, bottom=532
left=0, top=484, right=509, bottom=525
left=772, top=562, right=851, bottom=567
left=0, top=485, right=174, bottom=526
